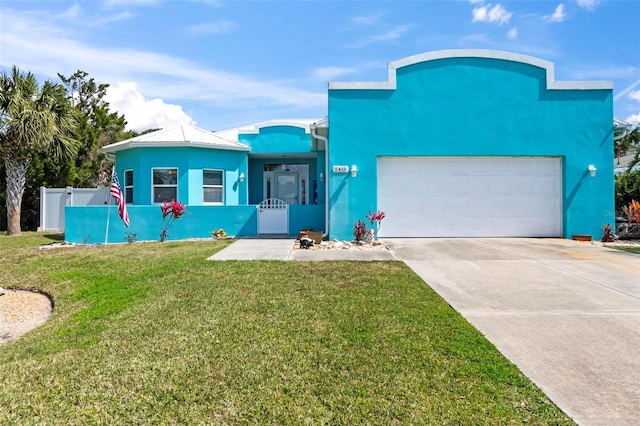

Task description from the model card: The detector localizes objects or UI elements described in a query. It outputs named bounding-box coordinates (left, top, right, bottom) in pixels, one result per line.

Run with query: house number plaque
left=332, top=165, right=349, bottom=173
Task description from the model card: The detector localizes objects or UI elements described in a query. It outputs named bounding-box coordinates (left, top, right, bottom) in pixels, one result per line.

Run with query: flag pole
left=105, top=166, right=114, bottom=245
left=105, top=194, right=112, bottom=245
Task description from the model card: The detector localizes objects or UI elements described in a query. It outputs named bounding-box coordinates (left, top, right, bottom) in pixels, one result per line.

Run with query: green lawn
left=0, top=233, right=573, bottom=425
left=612, top=245, right=640, bottom=254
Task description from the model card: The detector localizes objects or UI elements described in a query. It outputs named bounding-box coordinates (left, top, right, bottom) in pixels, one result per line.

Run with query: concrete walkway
left=383, top=238, right=640, bottom=426
left=207, top=237, right=399, bottom=261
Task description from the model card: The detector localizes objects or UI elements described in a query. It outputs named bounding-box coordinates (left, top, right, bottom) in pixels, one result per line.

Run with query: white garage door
left=377, top=157, right=562, bottom=237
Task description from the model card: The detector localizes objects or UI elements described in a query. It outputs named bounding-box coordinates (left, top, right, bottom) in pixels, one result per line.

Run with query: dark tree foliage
left=615, top=129, right=640, bottom=165
left=0, top=70, right=138, bottom=231
left=615, top=169, right=640, bottom=212
left=56, top=70, right=131, bottom=188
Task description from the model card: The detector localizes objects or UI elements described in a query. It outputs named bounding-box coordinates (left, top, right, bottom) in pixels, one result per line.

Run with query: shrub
left=211, top=228, right=227, bottom=239
left=615, top=169, right=640, bottom=212
left=160, top=200, right=187, bottom=242
left=353, top=219, right=368, bottom=242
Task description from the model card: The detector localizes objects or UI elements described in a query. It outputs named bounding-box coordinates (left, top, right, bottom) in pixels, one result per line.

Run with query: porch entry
left=257, top=198, right=289, bottom=234
left=263, top=163, right=309, bottom=205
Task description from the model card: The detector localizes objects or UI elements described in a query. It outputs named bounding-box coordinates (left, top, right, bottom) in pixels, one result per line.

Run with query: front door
left=263, top=164, right=309, bottom=205
left=275, top=173, right=298, bottom=205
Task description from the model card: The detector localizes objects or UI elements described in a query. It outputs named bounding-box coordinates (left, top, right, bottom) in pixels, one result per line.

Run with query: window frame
left=203, top=169, right=224, bottom=205
left=151, top=167, right=178, bottom=204
left=124, top=169, right=134, bottom=204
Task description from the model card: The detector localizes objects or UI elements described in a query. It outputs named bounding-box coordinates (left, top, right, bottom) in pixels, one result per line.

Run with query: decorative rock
left=293, top=238, right=390, bottom=252
left=0, top=287, right=5, bottom=296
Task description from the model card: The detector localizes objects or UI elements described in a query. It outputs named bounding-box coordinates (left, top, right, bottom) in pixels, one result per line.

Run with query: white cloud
left=346, top=24, right=413, bottom=48
left=350, top=11, right=387, bottom=26
left=629, top=90, right=640, bottom=102
left=105, top=82, right=195, bottom=131
left=625, top=112, right=640, bottom=126
left=55, top=3, right=133, bottom=27
left=545, top=4, right=567, bottom=22
left=472, top=3, right=512, bottom=25
left=0, top=8, right=326, bottom=114
left=58, top=3, right=82, bottom=19
left=469, top=0, right=484, bottom=4
left=613, top=78, right=640, bottom=101
left=91, top=12, right=134, bottom=27
left=507, top=27, right=518, bottom=39
left=312, top=66, right=356, bottom=81
left=576, top=0, right=600, bottom=11
left=186, top=20, right=238, bottom=36
left=103, top=0, right=159, bottom=7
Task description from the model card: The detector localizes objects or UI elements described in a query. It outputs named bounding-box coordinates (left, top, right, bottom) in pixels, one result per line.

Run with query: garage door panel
left=378, top=157, right=562, bottom=237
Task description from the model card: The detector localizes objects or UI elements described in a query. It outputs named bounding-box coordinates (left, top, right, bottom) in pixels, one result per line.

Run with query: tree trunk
left=4, top=155, right=29, bottom=236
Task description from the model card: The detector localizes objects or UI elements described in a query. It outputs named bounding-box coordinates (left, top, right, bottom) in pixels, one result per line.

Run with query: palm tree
left=0, top=66, right=78, bottom=235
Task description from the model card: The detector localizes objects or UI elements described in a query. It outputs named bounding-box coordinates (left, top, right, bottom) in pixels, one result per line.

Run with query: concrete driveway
left=383, top=238, right=640, bottom=426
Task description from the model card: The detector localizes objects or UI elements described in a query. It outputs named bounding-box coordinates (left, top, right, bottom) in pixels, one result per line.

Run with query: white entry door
left=377, top=156, right=563, bottom=237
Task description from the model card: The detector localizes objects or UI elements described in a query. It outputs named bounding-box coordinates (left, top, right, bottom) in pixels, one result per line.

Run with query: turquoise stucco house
left=65, top=49, right=614, bottom=243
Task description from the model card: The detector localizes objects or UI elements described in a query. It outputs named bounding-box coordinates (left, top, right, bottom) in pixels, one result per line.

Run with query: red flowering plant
left=366, top=210, right=386, bottom=241
left=160, top=200, right=187, bottom=242
left=353, top=219, right=368, bottom=242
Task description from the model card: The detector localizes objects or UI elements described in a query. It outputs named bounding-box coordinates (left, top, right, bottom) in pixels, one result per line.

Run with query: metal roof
left=102, top=125, right=250, bottom=153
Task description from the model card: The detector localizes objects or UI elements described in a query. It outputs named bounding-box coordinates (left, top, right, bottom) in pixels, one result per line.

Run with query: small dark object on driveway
left=299, top=237, right=315, bottom=249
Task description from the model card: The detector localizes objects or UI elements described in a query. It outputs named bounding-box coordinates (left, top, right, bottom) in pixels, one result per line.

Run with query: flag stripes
left=110, top=166, right=130, bottom=227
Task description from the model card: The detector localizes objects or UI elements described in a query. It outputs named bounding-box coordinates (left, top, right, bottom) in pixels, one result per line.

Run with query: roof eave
left=101, top=140, right=250, bottom=154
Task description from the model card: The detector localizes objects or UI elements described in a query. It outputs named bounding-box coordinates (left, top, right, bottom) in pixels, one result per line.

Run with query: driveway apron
left=383, top=238, right=640, bottom=426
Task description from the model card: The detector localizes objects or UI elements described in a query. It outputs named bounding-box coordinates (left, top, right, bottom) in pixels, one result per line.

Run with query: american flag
left=110, top=166, right=130, bottom=227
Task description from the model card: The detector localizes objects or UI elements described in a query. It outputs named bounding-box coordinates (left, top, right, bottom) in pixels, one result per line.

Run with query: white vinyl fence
left=39, top=186, right=110, bottom=232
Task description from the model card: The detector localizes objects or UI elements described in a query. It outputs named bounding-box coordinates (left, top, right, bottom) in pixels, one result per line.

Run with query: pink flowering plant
left=160, top=200, right=187, bottom=242
left=353, top=210, right=386, bottom=243
left=366, top=210, right=386, bottom=241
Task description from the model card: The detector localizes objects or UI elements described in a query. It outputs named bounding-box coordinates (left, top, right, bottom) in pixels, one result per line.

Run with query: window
left=153, top=168, right=177, bottom=203
left=124, top=170, right=133, bottom=204
left=203, top=169, right=223, bottom=204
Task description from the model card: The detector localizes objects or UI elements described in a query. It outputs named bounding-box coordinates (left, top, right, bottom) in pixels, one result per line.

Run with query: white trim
left=313, top=117, right=329, bottom=128
left=240, top=120, right=313, bottom=134
left=329, top=49, right=613, bottom=91
left=202, top=169, right=224, bottom=205
left=103, top=140, right=250, bottom=153
left=151, top=167, right=178, bottom=204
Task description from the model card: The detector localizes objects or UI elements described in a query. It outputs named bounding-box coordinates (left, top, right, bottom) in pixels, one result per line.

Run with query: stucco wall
left=239, top=125, right=312, bottom=154
left=64, top=204, right=324, bottom=244
left=115, top=146, right=247, bottom=206
left=328, top=53, right=613, bottom=240
left=65, top=205, right=258, bottom=244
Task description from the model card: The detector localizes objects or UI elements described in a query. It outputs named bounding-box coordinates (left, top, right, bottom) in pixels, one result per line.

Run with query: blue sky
left=1, top=0, right=639, bottom=132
